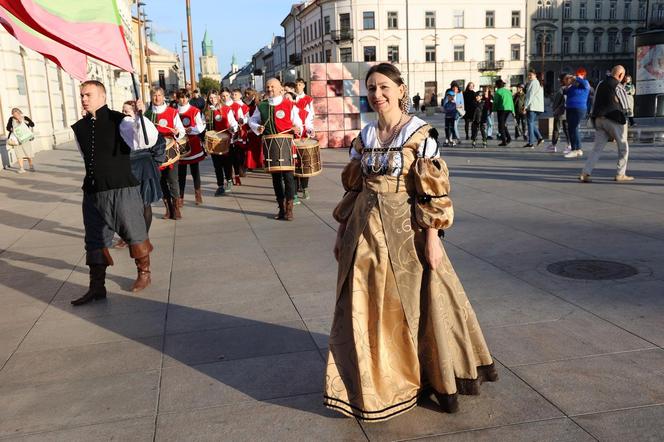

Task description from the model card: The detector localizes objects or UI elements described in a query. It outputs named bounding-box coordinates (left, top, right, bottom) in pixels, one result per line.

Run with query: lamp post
left=185, top=0, right=196, bottom=90
left=136, top=1, right=146, bottom=99
left=181, top=32, right=188, bottom=89
left=143, top=14, right=153, bottom=91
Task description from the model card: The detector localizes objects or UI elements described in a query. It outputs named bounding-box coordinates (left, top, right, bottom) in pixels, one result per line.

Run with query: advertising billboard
left=635, top=44, right=664, bottom=95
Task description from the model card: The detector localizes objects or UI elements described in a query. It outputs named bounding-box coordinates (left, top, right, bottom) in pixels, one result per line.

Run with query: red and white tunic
left=229, top=100, right=249, bottom=145
left=148, top=103, right=186, bottom=170
left=177, top=103, right=206, bottom=165
left=244, top=99, right=263, bottom=169
left=295, top=93, right=315, bottom=138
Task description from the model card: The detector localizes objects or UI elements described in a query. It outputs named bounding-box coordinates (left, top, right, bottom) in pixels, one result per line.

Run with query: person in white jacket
left=524, top=70, right=544, bottom=148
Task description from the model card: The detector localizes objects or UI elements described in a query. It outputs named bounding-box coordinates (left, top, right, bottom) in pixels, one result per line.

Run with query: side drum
left=294, top=138, right=322, bottom=177
left=160, top=138, right=181, bottom=168
left=177, top=137, right=191, bottom=157
left=262, top=134, right=295, bottom=172
left=205, top=130, right=231, bottom=155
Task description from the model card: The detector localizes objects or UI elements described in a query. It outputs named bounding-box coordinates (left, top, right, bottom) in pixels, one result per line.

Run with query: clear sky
left=140, top=0, right=296, bottom=76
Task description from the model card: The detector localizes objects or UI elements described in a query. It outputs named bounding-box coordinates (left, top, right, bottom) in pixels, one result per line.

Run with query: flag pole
left=131, top=72, right=149, bottom=144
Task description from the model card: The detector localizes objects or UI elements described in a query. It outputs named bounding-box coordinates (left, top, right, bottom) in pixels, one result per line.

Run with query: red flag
left=0, top=6, right=87, bottom=81
left=0, top=0, right=133, bottom=72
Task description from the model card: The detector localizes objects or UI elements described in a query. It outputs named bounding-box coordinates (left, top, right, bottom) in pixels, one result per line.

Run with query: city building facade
left=282, top=0, right=528, bottom=104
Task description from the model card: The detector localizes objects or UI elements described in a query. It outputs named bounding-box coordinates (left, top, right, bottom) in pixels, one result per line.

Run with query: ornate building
left=199, top=30, right=221, bottom=82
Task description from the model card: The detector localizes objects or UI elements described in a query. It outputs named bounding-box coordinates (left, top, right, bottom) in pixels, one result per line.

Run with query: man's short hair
left=231, top=88, right=242, bottom=94
left=193, top=89, right=200, bottom=94
left=176, top=88, right=190, bottom=99
left=284, top=81, right=296, bottom=90
left=295, top=78, right=306, bottom=84
left=81, top=80, right=106, bottom=94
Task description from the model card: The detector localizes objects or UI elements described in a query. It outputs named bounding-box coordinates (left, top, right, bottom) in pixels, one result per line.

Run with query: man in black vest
left=71, top=80, right=159, bottom=305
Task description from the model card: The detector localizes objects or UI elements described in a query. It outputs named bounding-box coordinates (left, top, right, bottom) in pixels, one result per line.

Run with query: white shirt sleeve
left=305, top=102, right=315, bottom=135
left=120, top=115, right=159, bottom=150
left=227, top=110, right=239, bottom=132
left=186, top=111, right=206, bottom=135
left=173, top=114, right=186, bottom=141
left=249, top=107, right=263, bottom=135
left=417, top=137, right=440, bottom=159
left=291, top=106, right=303, bottom=130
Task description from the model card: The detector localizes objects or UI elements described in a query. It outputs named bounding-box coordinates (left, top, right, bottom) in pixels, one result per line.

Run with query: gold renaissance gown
left=324, top=117, right=496, bottom=422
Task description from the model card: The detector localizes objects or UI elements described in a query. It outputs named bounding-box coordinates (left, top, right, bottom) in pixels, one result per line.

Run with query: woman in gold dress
left=325, top=64, right=497, bottom=422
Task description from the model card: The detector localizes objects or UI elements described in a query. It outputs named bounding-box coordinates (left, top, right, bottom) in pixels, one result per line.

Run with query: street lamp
left=181, top=32, right=188, bottom=87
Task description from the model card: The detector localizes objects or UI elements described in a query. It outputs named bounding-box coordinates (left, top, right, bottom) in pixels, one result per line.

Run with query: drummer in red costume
left=231, top=88, right=249, bottom=184
left=294, top=78, right=315, bottom=200
left=249, top=78, right=303, bottom=221
left=146, top=87, right=185, bottom=220
left=176, top=89, right=207, bottom=206
left=243, top=88, right=262, bottom=170
left=207, top=89, right=238, bottom=196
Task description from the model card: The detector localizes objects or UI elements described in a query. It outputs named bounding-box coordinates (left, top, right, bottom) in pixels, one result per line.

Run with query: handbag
left=6, top=133, right=19, bottom=147
left=12, top=122, right=34, bottom=144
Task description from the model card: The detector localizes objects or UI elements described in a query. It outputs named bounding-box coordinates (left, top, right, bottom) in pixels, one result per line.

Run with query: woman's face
left=122, top=104, right=135, bottom=117
left=366, top=72, right=404, bottom=114
left=12, top=110, right=22, bottom=120
left=625, top=76, right=632, bottom=83
left=209, top=94, right=219, bottom=105
left=468, top=82, right=475, bottom=90
left=528, top=72, right=536, bottom=81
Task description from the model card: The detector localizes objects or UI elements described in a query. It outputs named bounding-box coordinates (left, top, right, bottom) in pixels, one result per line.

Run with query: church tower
left=199, top=29, right=221, bottom=82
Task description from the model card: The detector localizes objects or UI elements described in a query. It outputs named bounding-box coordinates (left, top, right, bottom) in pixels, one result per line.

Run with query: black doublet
left=72, top=105, right=138, bottom=193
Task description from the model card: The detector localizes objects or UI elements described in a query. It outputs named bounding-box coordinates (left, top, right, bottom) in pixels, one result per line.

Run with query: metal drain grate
left=547, top=260, right=639, bottom=280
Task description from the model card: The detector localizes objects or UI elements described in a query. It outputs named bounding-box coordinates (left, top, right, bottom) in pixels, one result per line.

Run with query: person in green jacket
left=493, top=79, right=515, bottom=146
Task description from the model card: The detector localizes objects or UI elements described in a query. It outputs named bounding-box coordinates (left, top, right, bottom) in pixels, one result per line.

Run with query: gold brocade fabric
left=324, top=126, right=495, bottom=422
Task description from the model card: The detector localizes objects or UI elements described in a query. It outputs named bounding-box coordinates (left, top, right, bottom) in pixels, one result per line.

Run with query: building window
left=658, top=4, right=664, bottom=21
left=562, top=34, right=571, bottom=54
left=425, top=45, right=436, bottom=62
left=388, top=11, right=398, bottom=29
left=324, top=16, right=330, bottom=34
left=580, top=2, right=587, bottom=19
left=325, top=49, right=332, bottom=62
left=486, top=11, right=495, bottom=28
left=609, top=1, right=617, bottom=20
left=340, top=47, right=352, bottom=62
left=340, top=13, right=351, bottom=31
left=363, top=11, right=375, bottom=30
left=624, top=1, right=631, bottom=20
left=638, top=0, right=646, bottom=20
left=511, top=43, right=520, bottom=60
left=595, top=2, right=602, bottom=19
left=425, top=11, right=436, bottom=29
left=537, top=0, right=553, bottom=19
left=454, top=10, right=464, bottom=28
left=158, top=70, right=166, bottom=90
left=563, top=1, right=571, bottom=19
left=593, top=34, right=602, bottom=52
left=315, top=21, right=318, bottom=39
left=512, top=10, right=521, bottom=27
left=485, top=44, right=495, bottom=62
left=387, top=45, right=399, bottom=62
left=364, top=45, right=376, bottom=61
left=608, top=31, right=618, bottom=52
left=315, top=53, right=319, bottom=63
left=622, top=31, right=632, bottom=51
left=536, top=33, right=552, bottom=55
left=454, top=44, right=465, bottom=61
left=578, top=34, right=586, bottom=53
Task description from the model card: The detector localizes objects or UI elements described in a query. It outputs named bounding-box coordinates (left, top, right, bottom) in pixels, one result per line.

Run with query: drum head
left=294, top=138, right=319, bottom=148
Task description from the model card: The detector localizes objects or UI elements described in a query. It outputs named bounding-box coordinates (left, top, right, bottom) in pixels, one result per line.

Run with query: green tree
left=198, top=77, right=221, bottom=95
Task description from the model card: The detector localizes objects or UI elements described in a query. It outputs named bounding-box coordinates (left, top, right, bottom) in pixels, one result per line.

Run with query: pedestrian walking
left=412, top=93, right=421, bottom=113
left=326, top=62, right=496, bottom=421
left=243, top=88, right=263, bottom=171
left=492, top=79, right=514, bottom=146
left=563, top=68, right=590, bottom=158
left=443, top=91, right=457, bottom=146
left=524, top=70, right=544, bottom=148
left=189, top=89, right=206, bottom=113
left=176, top=88, right=207, bottom=206
left=294, top=78, right=316, bottom=200
left=471, top=91, right=488, bottom=148
left=512, top=84, right=527, bottom=141
left=207, top=89, right=238, bottom=196
left=622, top=75, right=636, bottom=126
left=70, top=80, right=158, bottom=306
left=5, top=108, right=36, bottom=173
left=462, top=82, right=477, bottom=140
left=545, top=74, right=571, bottom=153
left=483, top=86, right=494, bottom=140
left=579, top=65, right=634, bottom=183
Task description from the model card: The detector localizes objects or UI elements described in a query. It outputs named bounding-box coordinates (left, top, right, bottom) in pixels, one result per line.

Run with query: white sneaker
left=17, top=169, right=26, bottom=174
left=544, top=144, right=557, bottom=153
left=577, top=149, right=583, bottom=158
left=562, top=146, right=572, bottom=155
left=564, top=150, right=582, bottom=159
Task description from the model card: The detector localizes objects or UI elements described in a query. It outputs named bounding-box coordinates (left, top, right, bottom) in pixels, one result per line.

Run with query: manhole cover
left=547, top=260, right=639, bottom=280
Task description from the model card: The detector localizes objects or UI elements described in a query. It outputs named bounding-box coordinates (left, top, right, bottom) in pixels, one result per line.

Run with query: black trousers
left=464, top=118, right=472, bottom=138
left=297, top=176, right=309, bottom=190
left=160, top=163, right=180, bottom=199
left=231, top=144, right=245, bottom=175
left=178, top=162, right=201, bottom=195
left=272, top=171, right=295, bottom=201
left=497, top=111, right=512, bottom=143
left=514, top=113, right=527, bottom=139
left=552, top=116, right=569, bottom=146
left=471, top=121, right=487, bottom=142
left=211, top=154, right=233, bottom=186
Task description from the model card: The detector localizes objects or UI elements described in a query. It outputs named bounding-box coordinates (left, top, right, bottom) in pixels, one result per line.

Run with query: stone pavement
left=0, top=139, right=662, bottom=441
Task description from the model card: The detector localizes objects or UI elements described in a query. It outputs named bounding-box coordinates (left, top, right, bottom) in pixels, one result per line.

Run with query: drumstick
left=277, top=129, right=294, bottom=135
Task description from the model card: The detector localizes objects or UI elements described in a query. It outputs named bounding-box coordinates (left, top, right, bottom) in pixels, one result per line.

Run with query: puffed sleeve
left=332, top=139, right=363, bottom=223
left=411, top=156, right=454, bottom=230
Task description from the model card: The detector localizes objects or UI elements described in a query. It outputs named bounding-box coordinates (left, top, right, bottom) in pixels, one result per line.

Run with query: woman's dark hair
left=176, top=88, right=190, bottom=99
left=465, top=83, right=475, bottom=92
left=365, top=63, right=404, bottom=86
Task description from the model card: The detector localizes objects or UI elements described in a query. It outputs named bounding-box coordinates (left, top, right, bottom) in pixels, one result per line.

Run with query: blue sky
left=141, top=0, right=296, bottom=76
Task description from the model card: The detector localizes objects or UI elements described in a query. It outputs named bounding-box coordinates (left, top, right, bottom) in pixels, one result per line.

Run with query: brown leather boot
left=171, top=197, right=182, bottom=219
left=194, top=188, right=203, bottom=205
left=162, top=198, right=172, bottom=220
left=178, top=197, right=184, bottom=209
left=71, top=265, right=107, bottom=305
left=274, top=199, right=285, bottom=220
left=285, top=199, right=294, bottom=221
left=129, top=240, right=153, bottom=292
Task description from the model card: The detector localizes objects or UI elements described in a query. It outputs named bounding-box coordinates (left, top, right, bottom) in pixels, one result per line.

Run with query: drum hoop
left=263, top=134, right=294, bottom=140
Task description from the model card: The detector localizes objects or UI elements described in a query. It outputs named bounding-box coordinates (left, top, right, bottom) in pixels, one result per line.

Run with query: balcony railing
left=331, top=29, right=354, bottom=42
left=289, top=53, right=302, bottom=66
left=477, top=60, right=504, bottom=71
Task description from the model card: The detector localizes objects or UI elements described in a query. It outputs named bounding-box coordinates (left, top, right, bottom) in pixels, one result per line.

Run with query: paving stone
left=155, top=393, right=365, bottom=442
left=573, top=405, right=664, bottom=442
left=5, top=417, right=155, bottom=442
left=514, top=349, right=664, bottom=415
